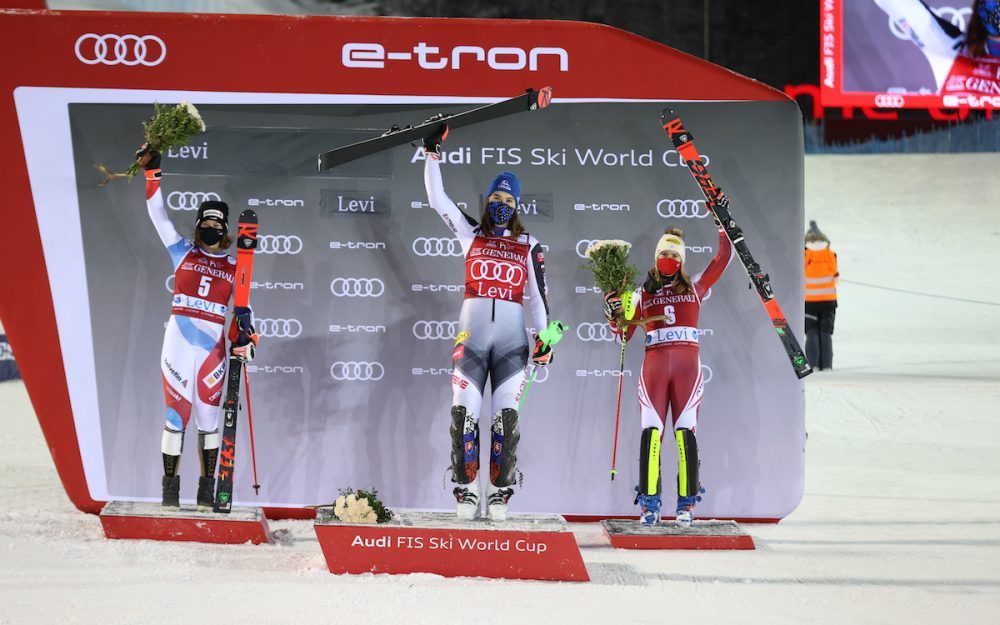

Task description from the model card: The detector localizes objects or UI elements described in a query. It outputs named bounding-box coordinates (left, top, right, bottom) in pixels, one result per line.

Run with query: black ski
left=660, top=108, right=813, bottom=379
left=317, top=87, right=553, bottom=171
left=214, top=209, right=258, bottom=512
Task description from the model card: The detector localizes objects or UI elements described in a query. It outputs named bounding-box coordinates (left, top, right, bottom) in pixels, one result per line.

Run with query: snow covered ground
left=1, top=153, right=998, bottom=624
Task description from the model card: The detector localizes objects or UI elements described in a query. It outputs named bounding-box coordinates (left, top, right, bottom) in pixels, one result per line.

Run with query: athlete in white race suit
left=138, top=145, right=258, bottom=510
left=422, top=125, right=552, bottom=521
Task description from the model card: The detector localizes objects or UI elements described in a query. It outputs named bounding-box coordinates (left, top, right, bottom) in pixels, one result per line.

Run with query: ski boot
left=486, top=483, right=514, bottom=522
left=196, top=476, right=215, bottom=511
left=634, top=486, right=661, bottom=525
left=453, top=482, right=481, bottom=520
left=675, top=487, right=705, bottom=526
left=161, top=475, right=180, bottom=509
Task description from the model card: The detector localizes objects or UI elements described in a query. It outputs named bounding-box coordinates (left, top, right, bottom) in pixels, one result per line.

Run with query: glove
left=603, top=292, right=623, bottom=322
left=135, top=142, right=161, bottom=171
left=230, top=330, right=258, bottom=363
left=423, top=123, right=449, bottom=157
left=531, top=334, right=554, bottom=366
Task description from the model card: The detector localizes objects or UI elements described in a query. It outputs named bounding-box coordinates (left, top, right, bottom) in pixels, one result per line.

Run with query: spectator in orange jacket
left=804, top=221, right=838, bottom=371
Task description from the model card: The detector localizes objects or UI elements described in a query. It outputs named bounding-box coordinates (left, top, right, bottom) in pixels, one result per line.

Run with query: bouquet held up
left=583, top=239, right=639, bottom=321
left=95, top=101, right=206, bottom=185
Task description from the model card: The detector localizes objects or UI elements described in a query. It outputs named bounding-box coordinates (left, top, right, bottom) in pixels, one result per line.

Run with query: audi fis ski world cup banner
left=0, top=9, right=805, bottom=519
left=822, top=0, right=1000, bottom=109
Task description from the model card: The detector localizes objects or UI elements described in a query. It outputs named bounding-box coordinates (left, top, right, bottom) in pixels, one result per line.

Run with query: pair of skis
left=213, top=211, right=262, bottom=513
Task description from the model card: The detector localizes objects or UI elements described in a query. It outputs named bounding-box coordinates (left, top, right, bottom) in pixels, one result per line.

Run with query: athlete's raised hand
left=135, top=142, right=161, bottom=171
left=422, top=123, right=449, bottom=157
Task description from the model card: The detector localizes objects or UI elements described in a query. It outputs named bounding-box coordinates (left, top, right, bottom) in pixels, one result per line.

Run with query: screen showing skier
left=822, top=0, right=1000, bottom=109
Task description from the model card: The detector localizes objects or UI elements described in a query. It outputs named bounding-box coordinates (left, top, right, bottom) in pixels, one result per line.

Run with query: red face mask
left=656, top=256, right=681, bottom=276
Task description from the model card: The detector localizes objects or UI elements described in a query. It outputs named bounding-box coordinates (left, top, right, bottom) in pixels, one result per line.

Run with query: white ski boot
left=486, top=483, right=514, bottom=522
left=453, top=482, right=481, bottom=520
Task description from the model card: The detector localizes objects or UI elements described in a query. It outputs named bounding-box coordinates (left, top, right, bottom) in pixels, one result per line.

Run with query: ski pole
left=609, top=334, right=628, bottom=481
left=518, top=320, right=568, bottom=412
left=242, top=364, right=261, bottom=495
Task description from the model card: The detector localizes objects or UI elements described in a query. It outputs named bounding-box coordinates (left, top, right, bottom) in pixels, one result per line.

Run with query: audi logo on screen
left=330, top=278, right=385, bottom=298
left=330, top=361, right=385, bottom=381
left=254, top=318, right=303, bottom=338
left=256, top=235, right=304, bottom=255
left=576, top=322, right=618, bottom=342
left=468, top=260, right=525, bottom=285
left=873, top=94, right=905, bottom=108
left=412, top=237, right=463, bottom=257
left=656, top=199, right=710, bottom=219
left=412, top=320, right=459, bottom=340
left=74, top=33, right=166, bottom=66
left=167, top=191, right=221, bottom=211
left=888, top=6, right=972, bottom=39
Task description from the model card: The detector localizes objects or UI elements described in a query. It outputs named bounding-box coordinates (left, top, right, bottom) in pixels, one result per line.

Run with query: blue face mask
left=980, top=1, right=1000, bottom=37
left=487, top=200, right=516, bottom=225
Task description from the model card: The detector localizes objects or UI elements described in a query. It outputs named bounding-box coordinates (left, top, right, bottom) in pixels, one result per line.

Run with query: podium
left=601, top=518, right=755, bottom=550
left=314, top=510, right=589, bottom=581
left=99, top=501, right=271, bottom=545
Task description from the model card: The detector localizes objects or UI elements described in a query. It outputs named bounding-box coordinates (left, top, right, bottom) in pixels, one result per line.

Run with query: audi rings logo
left=576, top=239, right=599, bottom=259
left=576, top=322, right=617, bottom=342
left=167, top=191, right=220, bottom=211
left=413, top=237, right=463, bottom=257
left=656, top=199, right=710, bottom=219
left=701, top=364, right=714, bottom=384
left=532, top=366, right=549, bottom=384
left=469, top=259, right=525, bottom=285
left=330, top=278, right=385, bottom=297
left=889, top=6, right=971, bottom=38
left=255, top=318, right=303, bottom=338
left=873, top=94, right=905, bottom=108
left=74, top=33, right=166, bottom=66
left=412, top=320, right=459, bottom=340
left=257, top=235, right=303, bottom=255
left=330, top=361, right=385, bottom=381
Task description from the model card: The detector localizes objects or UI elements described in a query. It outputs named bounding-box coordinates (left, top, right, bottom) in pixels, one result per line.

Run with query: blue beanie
left=487, top=171, right=521, bottom=204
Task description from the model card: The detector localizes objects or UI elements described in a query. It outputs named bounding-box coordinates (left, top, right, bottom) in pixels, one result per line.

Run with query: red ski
left=214, top=210, right=259, bottom=512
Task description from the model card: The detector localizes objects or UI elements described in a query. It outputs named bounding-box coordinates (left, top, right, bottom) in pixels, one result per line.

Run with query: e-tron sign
left=342, top=42, right=569, bottom=72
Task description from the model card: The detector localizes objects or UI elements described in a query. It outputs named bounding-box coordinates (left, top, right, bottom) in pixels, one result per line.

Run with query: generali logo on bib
left=342, top=42, right=569, bottom=72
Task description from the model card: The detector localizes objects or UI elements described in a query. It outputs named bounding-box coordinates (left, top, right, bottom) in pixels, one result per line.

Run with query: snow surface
left=1, top=153, right=999, bottom=624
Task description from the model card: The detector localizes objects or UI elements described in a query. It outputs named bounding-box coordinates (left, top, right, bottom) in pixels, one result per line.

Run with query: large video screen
left=822, top=0, right=1000, bottom=109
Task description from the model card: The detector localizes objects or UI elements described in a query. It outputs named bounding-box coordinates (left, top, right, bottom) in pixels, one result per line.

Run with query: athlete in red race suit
left=605, top=223, right=733, bottom=525
left=422, top=125, right=553, bottom=522
left=137, top=145, right=258, bottom=510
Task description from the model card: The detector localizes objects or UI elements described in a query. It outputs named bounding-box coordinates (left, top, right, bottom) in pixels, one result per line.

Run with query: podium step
left=602, top=518, right=755, bottom=550
left=100, top=501, right=270, bottom=545
left=314, top=510, right=589, bottom=581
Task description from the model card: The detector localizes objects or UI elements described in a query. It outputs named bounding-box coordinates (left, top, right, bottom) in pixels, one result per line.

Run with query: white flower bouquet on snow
left=331, top=488, right=394, bottom=524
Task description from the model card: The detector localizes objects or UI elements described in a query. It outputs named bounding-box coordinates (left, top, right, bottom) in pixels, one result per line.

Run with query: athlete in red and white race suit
left=606, top=223, right=733, bottom=525
left=422, top=125, right=552, bottom=521
left=138, top=145, right=257, bottom=509
left=874, top=0, right=1000, bottom=107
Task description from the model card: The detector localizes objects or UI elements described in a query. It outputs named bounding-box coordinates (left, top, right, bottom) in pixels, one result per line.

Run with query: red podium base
left=100, top=501, right=270, bottom=545
left=314, top=510, right=589, bottom=581
left=602, top=518, right=755, bottom=550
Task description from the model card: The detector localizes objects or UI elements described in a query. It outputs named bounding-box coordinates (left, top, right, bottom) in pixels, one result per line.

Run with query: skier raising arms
left=136, top=144, right=258, bottom=509
left=422, top=125, right=553, bottom=521
left=604, top=222, right=733, bottom=525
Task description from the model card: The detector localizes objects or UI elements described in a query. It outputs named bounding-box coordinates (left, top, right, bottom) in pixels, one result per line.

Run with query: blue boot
left=634, top=486, right=661, bottom=525
left=675, top=486, right=705, bottom=526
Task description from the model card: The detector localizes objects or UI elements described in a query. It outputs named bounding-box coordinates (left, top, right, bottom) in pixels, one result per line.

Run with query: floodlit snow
left=1, top=153, right=998, bottom=623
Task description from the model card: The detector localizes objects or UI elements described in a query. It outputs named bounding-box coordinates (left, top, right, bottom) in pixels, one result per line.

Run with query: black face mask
left=198, top=226, right=225, bottom=246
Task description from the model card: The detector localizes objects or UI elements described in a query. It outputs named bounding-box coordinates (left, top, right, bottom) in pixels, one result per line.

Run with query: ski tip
left=660, top=107, right=678, bottom=120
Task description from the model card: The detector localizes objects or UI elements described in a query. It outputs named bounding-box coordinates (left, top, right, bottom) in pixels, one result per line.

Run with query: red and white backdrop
left=0, top=9, right=805, bottom=520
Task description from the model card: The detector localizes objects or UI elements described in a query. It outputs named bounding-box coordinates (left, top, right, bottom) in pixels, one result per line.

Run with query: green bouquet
left=583, top=239, right=639, bottom=296
left=95, top=101, right=206, bottom=185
